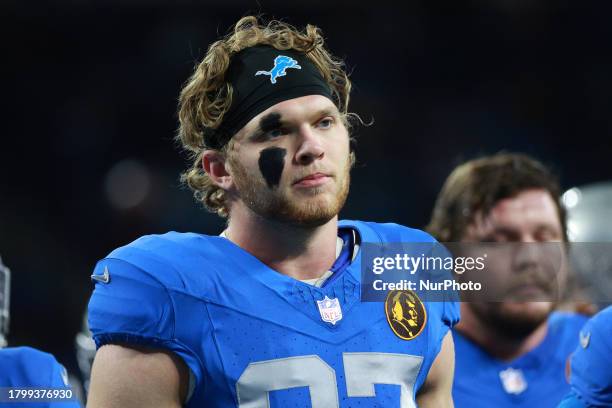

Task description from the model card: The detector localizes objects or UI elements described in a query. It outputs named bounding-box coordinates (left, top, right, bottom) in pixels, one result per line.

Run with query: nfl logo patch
left=499, top=367, right=528, bottom=395
left=316, top=296, right=342, bottom=325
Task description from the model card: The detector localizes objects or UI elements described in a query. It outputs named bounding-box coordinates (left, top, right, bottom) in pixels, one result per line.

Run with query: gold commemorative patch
left=385, top=290, right=427, bottom=340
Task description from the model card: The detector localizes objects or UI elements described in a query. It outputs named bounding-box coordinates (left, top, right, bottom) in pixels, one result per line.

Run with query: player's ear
left=202, top=150, right=233, bottom=189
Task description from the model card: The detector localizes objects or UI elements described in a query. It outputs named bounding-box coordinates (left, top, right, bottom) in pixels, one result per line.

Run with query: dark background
left=2, top=0, right=611, bottom=379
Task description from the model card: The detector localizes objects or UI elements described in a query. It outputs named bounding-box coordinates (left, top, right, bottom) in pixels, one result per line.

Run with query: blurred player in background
left=557, top=305, right=612, bottom=408
left=86, top=16, right=459, bottom=407
left=70, top=311, right=95, bottom=404
left=0, top=256, right=80, bottom=407
left=427, top=153, right=587, bottom=408
left=74, top=312, right=95, bottom=395
left=564, top=181, right=612, bottom=310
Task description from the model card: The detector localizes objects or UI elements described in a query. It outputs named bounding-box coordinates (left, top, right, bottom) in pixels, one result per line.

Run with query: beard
left=468, top=301, right=555, bottom=340
left=228, top=154, right=351, bottom=228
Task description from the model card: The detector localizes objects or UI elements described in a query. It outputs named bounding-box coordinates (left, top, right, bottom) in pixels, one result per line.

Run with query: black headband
left=206, top=45, right=333, bottom=149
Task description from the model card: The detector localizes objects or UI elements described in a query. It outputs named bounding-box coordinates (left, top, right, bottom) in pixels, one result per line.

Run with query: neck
left=455, top=303, right=548, bottom=361
left=225, top=203, right=339, bottom=281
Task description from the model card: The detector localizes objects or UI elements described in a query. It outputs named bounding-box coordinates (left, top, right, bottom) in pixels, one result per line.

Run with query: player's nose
left=294, top=125, right=324, bottom=165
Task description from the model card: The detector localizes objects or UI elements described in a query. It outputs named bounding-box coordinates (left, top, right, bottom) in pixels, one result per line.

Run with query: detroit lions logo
left=255, top=55, right=301, bottom=84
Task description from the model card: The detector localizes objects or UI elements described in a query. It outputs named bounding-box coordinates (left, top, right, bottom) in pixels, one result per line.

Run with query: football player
left=0, top=256, right=80, bottom=407
left=427, top=153, right=587, bottom=408
left=86, top=16, right=459, bottom=408
left=558, top=306, right=612, bottom=408
left=556, top=182, right=612, bottom=407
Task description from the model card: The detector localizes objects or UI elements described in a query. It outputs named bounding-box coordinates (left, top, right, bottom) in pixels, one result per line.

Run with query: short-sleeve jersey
left=453, top=312, right=587, bottom=408
left=0, top=346, right=80, bottom=407
left=88, top=220, right=459, bottom=407
left=558, top=306, right=612, bottom=408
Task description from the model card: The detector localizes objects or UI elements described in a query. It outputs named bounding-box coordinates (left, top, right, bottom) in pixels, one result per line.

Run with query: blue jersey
left=88, top=220, right=459, bottom=407
left=453, top=312, right=587, bottom=408
left=0, top=346, right=80, bottom=407
left=558, top=306, right=612, bottom=408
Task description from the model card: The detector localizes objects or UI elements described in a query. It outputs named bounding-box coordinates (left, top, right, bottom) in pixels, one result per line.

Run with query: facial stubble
left=228, top=151, right=351, bottom=227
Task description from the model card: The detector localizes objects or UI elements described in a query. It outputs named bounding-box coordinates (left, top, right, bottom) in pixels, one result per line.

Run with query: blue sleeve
left=0, top=347, right=81, bottom=407
left=425, top=298, right=459, bottom=355
left=429, top=241, right=461, bottom=330
left=87, top=257, right=203, bottom=385
left=443, top=298, right=460, bottom=329
left=48, top=359, right=81, bottom=408
left=49, top=357, right=68, bottom=388
left=557, top=392, right=588, bottom=408
left=568, top=306, right=612, bottom=407
left=394, top=225, right=461, bottom=362
left=390, top=223, right=461, bottom=338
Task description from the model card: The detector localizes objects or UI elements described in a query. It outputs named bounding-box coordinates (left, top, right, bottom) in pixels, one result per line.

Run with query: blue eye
left=318, top=118, right=333, bottom=129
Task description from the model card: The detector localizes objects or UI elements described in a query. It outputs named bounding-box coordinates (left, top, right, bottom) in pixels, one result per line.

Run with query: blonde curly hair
left=176, top=16, right=353, bottom=217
